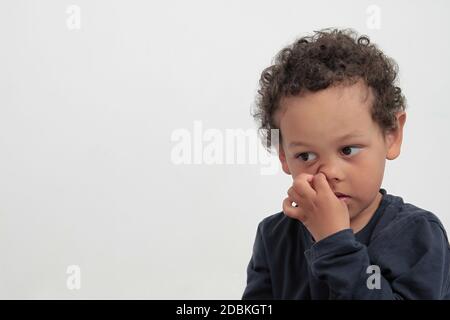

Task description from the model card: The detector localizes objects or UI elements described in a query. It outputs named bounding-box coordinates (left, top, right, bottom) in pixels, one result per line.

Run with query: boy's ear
left=278, top=142, right=292, bottom=175
left=385, top=111, right=407, bottom=160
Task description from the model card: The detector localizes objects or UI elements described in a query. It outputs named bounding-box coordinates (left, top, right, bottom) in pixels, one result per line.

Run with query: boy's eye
left=295, top=146, right=361, bottom=162
left=296, top=152, right=317, bottom=162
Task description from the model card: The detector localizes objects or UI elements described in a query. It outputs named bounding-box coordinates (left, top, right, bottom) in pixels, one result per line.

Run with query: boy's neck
left=350, top=191, right=383, bottom=234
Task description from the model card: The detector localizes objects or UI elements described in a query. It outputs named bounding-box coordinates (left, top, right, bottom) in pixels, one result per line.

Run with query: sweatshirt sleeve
left=304, top=216, right=450, bottom=299
left=242, top=222, right=273, bottom=299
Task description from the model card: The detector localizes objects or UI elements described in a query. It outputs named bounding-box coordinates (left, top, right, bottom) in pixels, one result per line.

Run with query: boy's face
left=276, top=79, right=406, bottom=221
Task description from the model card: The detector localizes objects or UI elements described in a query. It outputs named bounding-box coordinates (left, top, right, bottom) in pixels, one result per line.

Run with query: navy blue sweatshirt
left=242, top=188, right=450, bottom=299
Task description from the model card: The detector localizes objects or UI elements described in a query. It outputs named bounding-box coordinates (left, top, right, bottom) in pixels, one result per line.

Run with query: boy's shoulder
left=372, top=191, right=449, bottom=243
left=257, top=210, right=289, bottom=235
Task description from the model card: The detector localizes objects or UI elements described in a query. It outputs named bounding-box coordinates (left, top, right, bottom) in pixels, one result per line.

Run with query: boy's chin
left=348, top=208, right=360, bottom=219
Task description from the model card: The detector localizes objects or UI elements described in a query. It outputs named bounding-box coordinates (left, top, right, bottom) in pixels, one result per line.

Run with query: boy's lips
left=334, top=192, right=349, bottom=197
left=334, top=192, right=351, bottom=204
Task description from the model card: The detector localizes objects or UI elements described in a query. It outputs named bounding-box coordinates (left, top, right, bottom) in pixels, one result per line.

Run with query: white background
left=0, top=0, right=449, bottom=299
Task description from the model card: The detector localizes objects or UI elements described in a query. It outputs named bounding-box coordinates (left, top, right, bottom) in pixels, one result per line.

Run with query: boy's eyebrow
left=288, top=132, right=365, bottom=148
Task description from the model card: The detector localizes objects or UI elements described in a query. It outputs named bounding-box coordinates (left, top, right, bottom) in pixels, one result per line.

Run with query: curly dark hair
left=251, top=28, right=407, bottom=154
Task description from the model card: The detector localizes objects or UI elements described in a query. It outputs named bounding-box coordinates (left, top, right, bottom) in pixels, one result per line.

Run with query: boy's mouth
left=334, top=192, right=351, bottom=203
left=334, top=192, right=349, bottom=198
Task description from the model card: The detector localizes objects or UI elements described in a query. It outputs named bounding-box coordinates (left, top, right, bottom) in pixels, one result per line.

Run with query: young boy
left=242, top=28, right=450, bottom=299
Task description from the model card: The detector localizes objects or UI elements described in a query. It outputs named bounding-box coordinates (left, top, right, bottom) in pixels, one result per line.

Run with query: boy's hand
left=282, top=172, right=351, bottom=242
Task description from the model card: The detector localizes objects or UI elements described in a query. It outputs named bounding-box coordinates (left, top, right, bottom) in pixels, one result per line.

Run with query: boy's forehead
left=277, top=82, right=376, bottom=139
